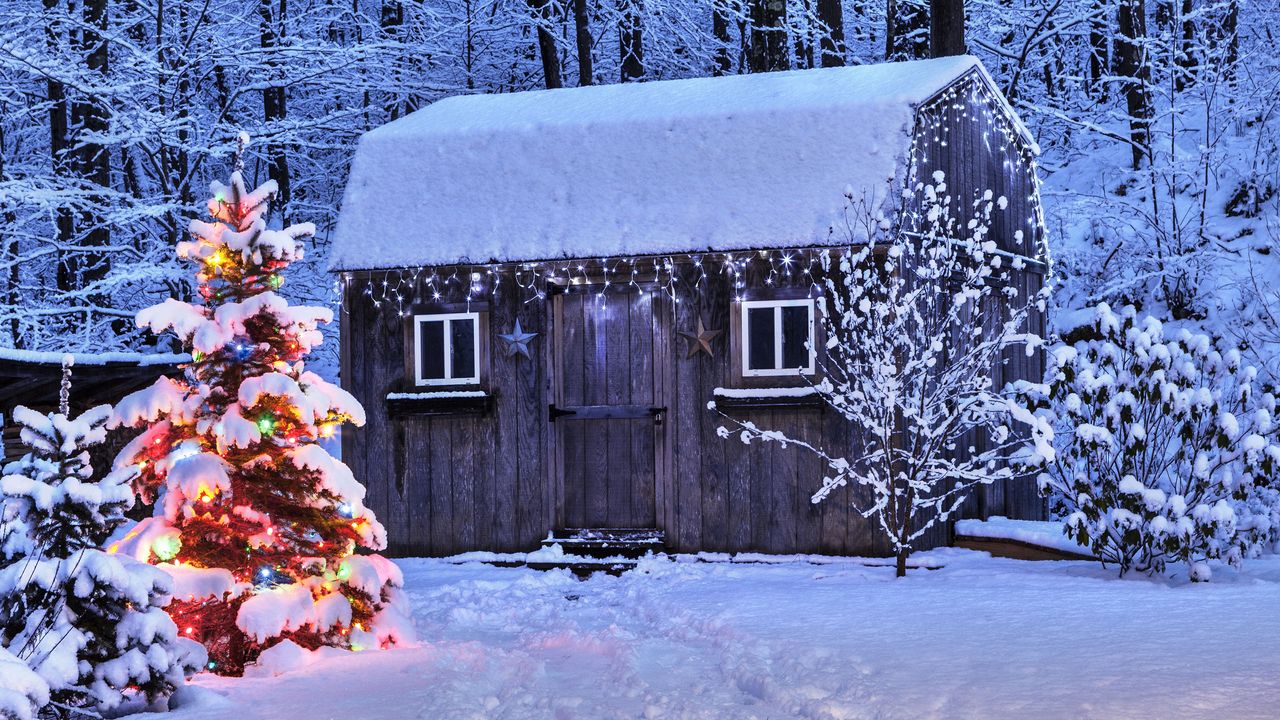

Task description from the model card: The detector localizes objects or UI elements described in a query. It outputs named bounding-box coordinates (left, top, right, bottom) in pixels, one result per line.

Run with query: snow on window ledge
left=712, top=387, right=817, bottom=399
left=386, top=390, right=489, bottom=400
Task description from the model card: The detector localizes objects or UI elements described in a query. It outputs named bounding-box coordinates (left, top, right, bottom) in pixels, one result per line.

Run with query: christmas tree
left=0, top=357, right=202, bottom=714
left=110, top=135, right=411, bottom=674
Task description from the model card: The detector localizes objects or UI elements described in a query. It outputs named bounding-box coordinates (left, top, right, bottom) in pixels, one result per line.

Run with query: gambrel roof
left=331, top=56, right=1032, bottom=271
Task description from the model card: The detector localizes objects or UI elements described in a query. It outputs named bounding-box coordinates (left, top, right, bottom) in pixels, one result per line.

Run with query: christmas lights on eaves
left=344, top=72, right=1048, bottom=316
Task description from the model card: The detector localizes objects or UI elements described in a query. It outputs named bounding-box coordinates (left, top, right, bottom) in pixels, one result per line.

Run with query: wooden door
left=552, top=285, right=665, bottom=529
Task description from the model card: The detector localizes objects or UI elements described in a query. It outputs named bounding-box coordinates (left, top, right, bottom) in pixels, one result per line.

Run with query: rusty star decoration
left=498, top=318, right=538, bottom=359
left=679, top=317, right=722, bottom=358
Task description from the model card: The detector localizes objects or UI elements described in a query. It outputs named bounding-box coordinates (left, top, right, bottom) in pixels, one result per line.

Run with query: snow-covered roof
left=332, top=56, right=1025, bottom=271
left=0, top=347, right=187, bottom=367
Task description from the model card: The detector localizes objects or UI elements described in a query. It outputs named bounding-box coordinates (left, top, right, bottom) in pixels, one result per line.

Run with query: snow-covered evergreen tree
left=0, top=358, right=201, bottom=714
left=109, top=136, right=411, bottom=675
left=0, top=645, right=48, bottom=720
left=1015, top=304, right=1280, bottom=580
left=715, top=173, right=1052, bottom=577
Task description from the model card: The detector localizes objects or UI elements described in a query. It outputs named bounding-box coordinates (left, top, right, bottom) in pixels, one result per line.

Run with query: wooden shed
left=332, top=56, right=1049, bottom=558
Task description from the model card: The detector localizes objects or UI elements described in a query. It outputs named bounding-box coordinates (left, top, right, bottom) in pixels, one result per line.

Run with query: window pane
left=450, top=318, right=476, bottom=379
left=747, top=307, right=776, bottom=370
left=781, top=305, right=811, bottom=369
left=418, top=320, right=446, bottom=380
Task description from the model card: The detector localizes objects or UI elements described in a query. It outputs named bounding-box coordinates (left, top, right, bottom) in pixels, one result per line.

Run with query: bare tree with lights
left=716, top=172, right=1052, bottom=576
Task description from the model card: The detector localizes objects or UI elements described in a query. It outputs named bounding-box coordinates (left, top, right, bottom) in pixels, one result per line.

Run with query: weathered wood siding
left=911, top=69, right=1049, bottom=522
left=341, top=286, right=550, bottom=556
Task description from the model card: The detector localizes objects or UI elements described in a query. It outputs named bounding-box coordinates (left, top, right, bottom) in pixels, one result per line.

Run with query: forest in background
left=0, top=0, right=1275, bottom=377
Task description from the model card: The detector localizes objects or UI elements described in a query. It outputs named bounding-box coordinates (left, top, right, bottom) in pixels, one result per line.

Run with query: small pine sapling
left=110, top=135, right=412, bottom=674
left=715, top=172, right=1052, bottom=577
left=0, top=357, right=203, bottom=715
left=1014, top=304, right=1280, bottom=580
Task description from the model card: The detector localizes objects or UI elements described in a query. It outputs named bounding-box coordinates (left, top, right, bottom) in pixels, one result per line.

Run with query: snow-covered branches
left=110, top=140, right=410, bottom=675
left=1014, top=303, right=1280, bottom=580
left=717, top=173, right=1050, bottom=576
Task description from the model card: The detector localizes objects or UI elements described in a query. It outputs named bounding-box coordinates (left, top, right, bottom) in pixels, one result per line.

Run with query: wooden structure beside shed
left=0, top=349, right=184, bottom=465
left=332, top=56, right=1050, bottom=558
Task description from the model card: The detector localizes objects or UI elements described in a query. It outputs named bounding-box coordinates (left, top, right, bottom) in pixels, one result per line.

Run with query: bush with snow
left=1015, top=304, right=1280, bottom=579
left=0, top=380, right=203, bottom=715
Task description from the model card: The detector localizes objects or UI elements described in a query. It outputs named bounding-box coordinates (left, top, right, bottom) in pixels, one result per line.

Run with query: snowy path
left=162, top=551, right=1280, bottom=719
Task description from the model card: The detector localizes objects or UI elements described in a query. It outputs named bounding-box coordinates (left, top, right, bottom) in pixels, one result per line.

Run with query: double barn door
left=551, top=285, right=667, bottom=529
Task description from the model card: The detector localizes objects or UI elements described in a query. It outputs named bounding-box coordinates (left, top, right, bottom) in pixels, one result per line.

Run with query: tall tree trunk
left=1116, top=0, right=1153, bottom=169
left=528, top=0, right=562, bottom=88
left=886, top=0, right=929, bottom=60
left=619, top=0, right=644, bottom=81
left=382, top=0, right=406, bottom=117
left=748, top=0, right=789, bottom=72
left=816, top=0, right=845, bottom=66
left=62, top=0, right=111, bottom=298
left=929, top=0, right=965, bottom=57
left=44, top=0, right=74, bottom=293
left=573, top=0, right=593, bottom=85
left=1176, top=0, right=1197, bottom=89
left=1088, top=0, right=1109, bottom=97
left=1219, top=0, right=1239, bottom=83
left=260, top=0, right=292, bottom=219
left=0, top=126, right=19, bottom=347
left=712, top=0, right=734, bottom=75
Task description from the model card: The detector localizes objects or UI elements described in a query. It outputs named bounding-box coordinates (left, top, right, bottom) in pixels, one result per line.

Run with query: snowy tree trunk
left=64, top=0, right=112, bottom=303
left=574, top=0, right=593, bottom=85
left=1088, top=0, right=1110, bottom=97
left=712, top=0, right=734, bottom=75
left=529, top=0, right=563, bottom=88
left=816, top=0, right=845, bottom=66
left=259, top=0, right=292, bottom=217
left=929, top=0, right=965, bottom=57
left=43, top=0, right=73, bottom=294
left=619, top=0, right=645, bottom=81
left=749, top=0, right=789, bottom=72
left=886, top=0, right=929, bottom=60
left=1116, top=0, right=1153, bottom=169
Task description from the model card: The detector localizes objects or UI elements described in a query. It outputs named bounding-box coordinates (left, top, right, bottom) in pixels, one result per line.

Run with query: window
left=740, top=299, right=816, bottom=377
left=413, top=312, right=481, bottom=386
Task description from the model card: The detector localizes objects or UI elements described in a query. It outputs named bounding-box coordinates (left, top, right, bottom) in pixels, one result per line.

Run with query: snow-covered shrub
left=715, top=172, right=1051, bottom=576
left=1016, top=304, right=1280, bottom=579
left=0, top=371, right=204, bottom=714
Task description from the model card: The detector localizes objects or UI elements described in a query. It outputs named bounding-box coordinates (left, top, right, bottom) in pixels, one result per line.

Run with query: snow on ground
left=157, top=551, right=1280, bottom=720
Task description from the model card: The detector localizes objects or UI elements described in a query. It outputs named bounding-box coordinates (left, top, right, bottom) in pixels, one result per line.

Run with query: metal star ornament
left=498, top=318, right=538, bottom=359
left=679, top=317, right=722, bottom=358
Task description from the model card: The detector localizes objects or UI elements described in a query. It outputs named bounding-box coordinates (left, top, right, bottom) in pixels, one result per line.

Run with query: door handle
left=548, top=404, right=577, bottom=422
left=648, top=406, right=667, bottom=426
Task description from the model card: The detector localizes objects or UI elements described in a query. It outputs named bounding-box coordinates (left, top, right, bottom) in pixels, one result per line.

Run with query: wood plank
left=517, top=301, right=548, bottom=549
left=405, top=419, right=432, bottom=552
left=630, top=291, right=657, bottom=527
left=793, top=409, right=823, bottom=553
left=452, top=416, right=477, bottom=551
left=429, top=418, right=453, bottom=555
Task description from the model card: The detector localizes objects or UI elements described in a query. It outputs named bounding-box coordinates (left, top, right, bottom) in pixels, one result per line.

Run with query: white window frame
left=739, top=298, right=817, bottom=377
left=413, top=312, right=482, bottom=386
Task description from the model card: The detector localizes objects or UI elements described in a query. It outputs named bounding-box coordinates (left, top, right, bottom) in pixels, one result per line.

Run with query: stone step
left=542, top=528, right=666, bottom=560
